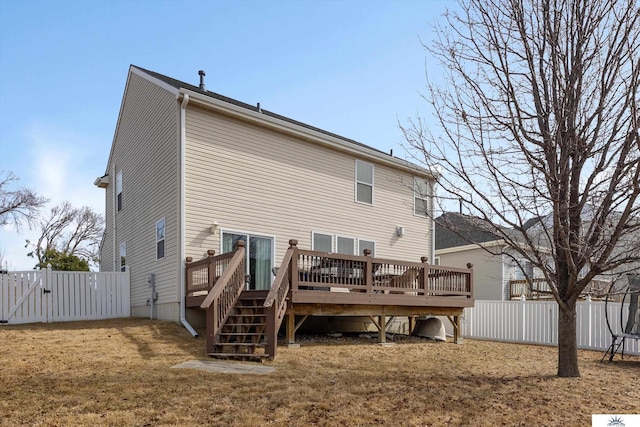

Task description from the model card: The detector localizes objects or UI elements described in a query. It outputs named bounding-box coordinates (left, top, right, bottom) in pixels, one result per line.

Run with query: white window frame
left=116, top=170, right=123, bottom=212
left=336, top=235, right=356, bottom=255
left=119, top=242, right=126, bottom=272
left=311, top=231, right=333, bottom=253
left=413, top=178, right=430, bottom=217
left=156, top=218, right=165, bottom=260
left=355, top=160, right=374, bottom=205
left=357, top=239, right=376, bottom=257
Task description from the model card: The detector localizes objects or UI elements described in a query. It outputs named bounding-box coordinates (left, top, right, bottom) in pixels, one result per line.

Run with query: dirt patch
left=1, top=318, right=637, bottom=426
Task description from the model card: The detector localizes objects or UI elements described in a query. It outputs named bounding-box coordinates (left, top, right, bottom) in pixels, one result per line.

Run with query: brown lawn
left=0, top=318, right=638, bottom=426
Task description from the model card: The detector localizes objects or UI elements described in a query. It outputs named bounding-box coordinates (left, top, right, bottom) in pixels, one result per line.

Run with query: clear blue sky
left=0, top=0, right=451, bottom=270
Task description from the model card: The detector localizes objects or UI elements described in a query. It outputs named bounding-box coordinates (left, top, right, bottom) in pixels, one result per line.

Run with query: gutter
left=178, top=93, right=198, bottom=337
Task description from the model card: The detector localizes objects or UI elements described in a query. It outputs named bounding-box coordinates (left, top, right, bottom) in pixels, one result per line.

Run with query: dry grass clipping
left=1, top=318, right=638, bottom=426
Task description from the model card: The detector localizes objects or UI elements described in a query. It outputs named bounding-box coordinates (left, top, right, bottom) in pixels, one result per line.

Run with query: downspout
left=112, top=163, right=117, bottom=271
left=431, top=181, right=436, bottom=265
left=179, top=93, right=198, bottom=337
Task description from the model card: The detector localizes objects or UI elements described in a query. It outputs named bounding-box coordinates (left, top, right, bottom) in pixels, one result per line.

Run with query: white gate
left=1, top=267, right=130, bottom=325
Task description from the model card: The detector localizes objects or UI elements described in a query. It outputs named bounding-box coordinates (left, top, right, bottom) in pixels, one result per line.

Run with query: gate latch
left=42, top=289, right=51, bottom=294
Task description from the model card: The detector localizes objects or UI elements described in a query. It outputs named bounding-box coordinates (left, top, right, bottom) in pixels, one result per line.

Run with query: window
left=119, top=242, right=126, bottom=272
left=358, top=239, right=375, bottom=256
left=512, top=259, right=533, bottom=280
left=312, top=232, right=376, bottom=257
left=156, top=218, right=165, bottom=260
left=433, top=256, right=440, bottom=266
left=336, top=236, right=355, bottom=255
left=355, top=160, right=373, bottom=204
left=222, top=231, right=274, bottom=291
left=312, top=232, right=332, bottom=252
left=414, top=178, right=430, bottom=217
left=116, top=170, right=123, bottom=212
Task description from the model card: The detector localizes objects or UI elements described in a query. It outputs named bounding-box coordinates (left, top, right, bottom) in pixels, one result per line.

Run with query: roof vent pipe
left=257, top=102, right=261, bottom=113
left=198, top=70, right=206, bottom=91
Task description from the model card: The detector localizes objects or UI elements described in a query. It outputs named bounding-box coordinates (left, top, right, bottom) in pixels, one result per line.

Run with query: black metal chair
left=601, top=274, right=640, bottom=362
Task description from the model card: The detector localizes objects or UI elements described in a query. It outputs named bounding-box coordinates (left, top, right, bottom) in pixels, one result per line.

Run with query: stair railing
left=200, top=240, right=246, bottom=354
left=264, top=239, right=298, bottom=359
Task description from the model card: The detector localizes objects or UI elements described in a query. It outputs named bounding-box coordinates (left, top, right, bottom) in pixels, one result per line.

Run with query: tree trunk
left=557, top=303, right=580, bottom=377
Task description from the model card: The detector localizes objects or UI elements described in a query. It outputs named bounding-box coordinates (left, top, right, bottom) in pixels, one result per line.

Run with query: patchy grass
left=0, top=318, right=637, bottom=426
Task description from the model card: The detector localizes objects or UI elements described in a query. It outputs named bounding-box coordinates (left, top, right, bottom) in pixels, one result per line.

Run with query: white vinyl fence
left=1, top=267, right=130, bottom=325
left=462, top=299, right=639, bottom=356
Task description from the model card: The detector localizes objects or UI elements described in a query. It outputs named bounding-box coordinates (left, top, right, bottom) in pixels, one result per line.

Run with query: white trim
left=336, top=234, right=357, bottom=255
left=355, top=159, right=374, bottom=205
left=357, top=238, right=376, bottom=257
left=311, top=231, right=333, bottom=252
left=130, top=66, right=180, bottom=96
left=178, top=93, right=197, bottom=337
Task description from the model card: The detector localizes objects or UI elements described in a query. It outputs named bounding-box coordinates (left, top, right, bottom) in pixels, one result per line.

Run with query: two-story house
left=95, top=66, right=473, bottom=358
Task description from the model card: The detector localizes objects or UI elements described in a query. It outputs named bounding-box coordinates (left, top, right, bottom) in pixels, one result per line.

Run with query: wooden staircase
left=208, top=291, right=271, bottom=361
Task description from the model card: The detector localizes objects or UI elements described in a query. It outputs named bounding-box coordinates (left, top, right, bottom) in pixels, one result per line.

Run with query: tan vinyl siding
left=183, top=105, right=433, bottom=266
left=436, top=246, right=504, bottom=300
left=102, top=72, right=180, bottom=315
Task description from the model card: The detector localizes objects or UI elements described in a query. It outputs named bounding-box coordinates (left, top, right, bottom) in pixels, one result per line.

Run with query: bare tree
left=403, top=0, right=639, bottom=377
left=0, top=171, right=47, bottom=229
left=26, top=202, right=104, bottom=269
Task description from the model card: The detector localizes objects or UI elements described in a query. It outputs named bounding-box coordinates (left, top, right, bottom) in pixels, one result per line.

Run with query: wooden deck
left=186, top=240, right=474, bottom=359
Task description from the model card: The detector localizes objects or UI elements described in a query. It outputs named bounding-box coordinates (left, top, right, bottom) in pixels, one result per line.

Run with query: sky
left=0, top=0, right=452, bottom=270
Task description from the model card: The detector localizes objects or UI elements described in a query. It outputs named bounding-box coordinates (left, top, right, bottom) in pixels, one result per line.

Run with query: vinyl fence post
left=520, top=294, right=526, bottom=342
left=45, top=264, right=53, bottom=323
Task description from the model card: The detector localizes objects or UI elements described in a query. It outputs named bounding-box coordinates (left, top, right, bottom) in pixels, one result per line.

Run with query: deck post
left=286, top=312, right=296, bottom=345
left=289, top=239, right=299, bottom=292
left=378, top=313, right=386, bottom=343
left=206, top=250, right=216, bottom=288
left=408, top=316, right=416, bottom=334
left=420, top=256, right=429, bottom=294
left=185, top=257, right=193, bottom=298
left=205, top=303, right=216, bottom=354
left=453, top=315, right=462, bottom=344
left=364, top=248, right=373, bottom=294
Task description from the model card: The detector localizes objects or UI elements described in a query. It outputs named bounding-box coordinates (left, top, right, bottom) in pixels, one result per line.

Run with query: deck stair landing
left=208, top=292, right=270, bottom=361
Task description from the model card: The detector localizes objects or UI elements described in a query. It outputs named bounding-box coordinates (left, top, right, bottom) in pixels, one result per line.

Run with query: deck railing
left=288, top=241, right=473, bottom=298
left=509, top=277, right=611, bottom=300
left=185, top=249, right=236, bottom=301
left=263, top=240, right=296, bottom=358
left=187, top=241, right=246, bottom=354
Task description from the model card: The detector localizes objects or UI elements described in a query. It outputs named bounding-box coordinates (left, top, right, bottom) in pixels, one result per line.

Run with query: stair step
left=207, top=353, right=270, bottom=360
left=216, top=342, right=266, bottom=347
left=223, top=322, right=266, bottom=326
left=220, top=332, right=264, bottom=336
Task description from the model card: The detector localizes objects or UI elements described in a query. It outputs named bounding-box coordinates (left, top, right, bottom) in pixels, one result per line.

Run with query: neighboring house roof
left=435, top=212, right=505, bottom=250
left=129, top=65, right=432, bottom=179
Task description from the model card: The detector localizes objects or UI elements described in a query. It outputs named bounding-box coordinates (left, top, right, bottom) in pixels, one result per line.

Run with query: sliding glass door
left=222, top=232, right=273, bottom=290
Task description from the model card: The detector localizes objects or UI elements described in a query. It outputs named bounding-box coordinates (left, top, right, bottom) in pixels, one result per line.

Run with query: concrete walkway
left=171, top=359, right=275, bottom=374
